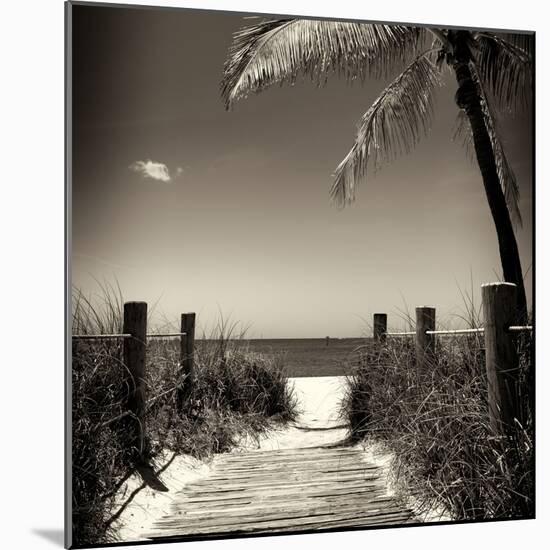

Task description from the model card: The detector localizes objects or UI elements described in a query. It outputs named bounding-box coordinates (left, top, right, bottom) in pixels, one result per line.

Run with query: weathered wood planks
left=144, top=445, right=416, bottom=540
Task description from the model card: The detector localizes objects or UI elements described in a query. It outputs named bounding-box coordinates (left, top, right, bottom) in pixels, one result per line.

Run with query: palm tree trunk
left=450, top=32, right=528, bottom=320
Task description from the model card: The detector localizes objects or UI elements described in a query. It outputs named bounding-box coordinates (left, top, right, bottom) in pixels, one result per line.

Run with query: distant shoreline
left=195, top=337, right=370, bottom=342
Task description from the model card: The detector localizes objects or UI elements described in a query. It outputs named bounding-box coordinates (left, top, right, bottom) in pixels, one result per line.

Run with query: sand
left=111, top=452, right=212, bottom=542
left=112, top=376, right=442, bottom=542
left=236, top=376, right=351, bottom=451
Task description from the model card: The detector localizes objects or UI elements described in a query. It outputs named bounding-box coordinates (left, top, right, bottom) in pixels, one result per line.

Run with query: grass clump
left=342, top=329, right=533, bottom=522
left=71, top=285, right=297, bottom=547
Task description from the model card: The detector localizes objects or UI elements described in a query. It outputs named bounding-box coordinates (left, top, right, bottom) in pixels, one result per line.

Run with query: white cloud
left=129, top=159, right=171, bottom=182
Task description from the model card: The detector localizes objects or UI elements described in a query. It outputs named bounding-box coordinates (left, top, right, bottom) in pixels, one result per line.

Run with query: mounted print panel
left=66, top=1, right=535, bottom=548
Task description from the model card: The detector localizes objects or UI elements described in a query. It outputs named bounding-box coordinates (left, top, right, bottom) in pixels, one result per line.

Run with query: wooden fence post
left=482, top=282, right=519, bottom=435
left=415, top=306, right=436, bottom=372
left=373, top=313, right=387, bottom=343
left=181, top=313, right=196, bottom=385
left=123, top=301, right=148, bottom=459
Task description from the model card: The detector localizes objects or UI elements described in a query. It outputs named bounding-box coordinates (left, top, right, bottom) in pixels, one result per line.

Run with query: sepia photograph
left=66, top=1, right=534, bottom=548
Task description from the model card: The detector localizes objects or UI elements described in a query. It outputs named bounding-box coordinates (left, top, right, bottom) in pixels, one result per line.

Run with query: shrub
left=342, top=330, right=534, bottom=521
left=71, top=286, right=297, bottom=546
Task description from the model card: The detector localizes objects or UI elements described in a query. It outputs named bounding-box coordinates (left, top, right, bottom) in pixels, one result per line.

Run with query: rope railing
left=372, top=282, right=532, bottom=438
left=384, top=325, right=533, bottom=338
left=72, top=333, right=132, bottom=340
left=147, top=332, right=187, bottom=338
left=508, top=325, right=533, bottom=332
left=73, top=305, right=197, bottom=461
left=426, top=328, right=484, bottom=335
left=72, top=332, right=187, bottom=340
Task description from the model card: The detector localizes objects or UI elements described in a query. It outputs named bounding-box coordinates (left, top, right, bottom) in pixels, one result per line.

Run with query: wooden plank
left=174, top=496, right=385, bottom=516
left=182, top=473, right=381, bottom=493
left=416, top=306, right=436, bottom=372
left=161, top=507, right=409, bottom=531
left=146, top=440, right=415, bottom=540
left=206, top=466, right=379, bottom=483
left=220, top=454, right=362, bottom=466
left=264, top=512, right=416, bottom=533
left=177, top=491, right=387, bottom=511
left=122, top=301, right=148, bottom=458
left=212, top=463, right=368, bottom=475
left=211, top=464, right=380, bottom=475
left=175, top=490, right=393, bottom=509
left=216, top=452, right=368, bottom=466
left=180, top=312, right=196, bottom=384
left=213, top=461, right=364, bottom=473
left=146, top=512, right=415, bottom=540
left=222, top=447, right=361, bottom=459
left=178, top=483, right=382, bottom=499
left=153, top=509, right=412, bottom=533
left=169, top=499, right=393, bottom=519
left=214, top=461, right=368, bottom=473
left=179, top=485, right=384, bottom=505
left=482, top=282, right=520, bottom=434
left=169, top=497, right=403, bottom=522
left=147, top=508, right=413, bottom=537
left=179, top=477, right=384, bottom=496
left=373, top=313, right=387, bottom=342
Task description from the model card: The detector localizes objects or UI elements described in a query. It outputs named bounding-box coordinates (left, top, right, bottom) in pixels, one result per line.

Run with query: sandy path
left=238, top=376, right=350, bottom=451
left=113, top=376, right=404, bottom=542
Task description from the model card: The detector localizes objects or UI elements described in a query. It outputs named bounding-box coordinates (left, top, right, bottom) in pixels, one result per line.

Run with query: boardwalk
left=144, top=446, right=414, bottom=539
left=144, top=377, right=416, bottom=540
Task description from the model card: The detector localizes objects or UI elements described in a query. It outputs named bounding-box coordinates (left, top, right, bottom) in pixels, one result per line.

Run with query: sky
left=71, top=4, right=533, bottom=338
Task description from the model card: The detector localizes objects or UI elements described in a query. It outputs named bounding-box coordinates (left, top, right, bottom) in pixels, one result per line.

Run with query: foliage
left=342, top=331, right=534, bottom=521
left=71, top=287, right=297, bottom=546
left=222, top=20, right=532, bottom=218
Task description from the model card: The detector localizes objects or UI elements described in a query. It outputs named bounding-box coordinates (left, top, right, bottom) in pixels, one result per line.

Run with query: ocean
left=198, top=337, right=369, bottom=377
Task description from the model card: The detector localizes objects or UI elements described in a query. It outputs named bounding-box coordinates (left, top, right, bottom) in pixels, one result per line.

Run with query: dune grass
left=71, top=285, right=298, bottom=546
left=342, top=321, right=534, bottom=521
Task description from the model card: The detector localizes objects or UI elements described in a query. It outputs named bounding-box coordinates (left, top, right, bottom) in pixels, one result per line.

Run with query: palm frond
left=452, top=109, right=476, bottom=163
left=221, top=19, right=426, bottom=109
left=331, top=52, right=442, bottom=205
left=473, top=32, right=533, bottom=112
left=454, top=65, right=523, bottom=226
left=475, top=64, right=523, bottom=226
left=501, top=32, right=535, bottom=59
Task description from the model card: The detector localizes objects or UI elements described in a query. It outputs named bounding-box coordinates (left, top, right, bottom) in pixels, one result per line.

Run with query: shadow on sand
left=136, top=462, right=169, bottom=492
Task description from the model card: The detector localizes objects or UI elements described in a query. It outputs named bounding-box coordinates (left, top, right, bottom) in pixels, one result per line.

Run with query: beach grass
left=71, top=285, right=298, bottom=546
left=342, top=325, right=534, bottom=521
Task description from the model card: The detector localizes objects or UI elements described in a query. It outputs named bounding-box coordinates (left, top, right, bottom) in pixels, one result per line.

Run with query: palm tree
left=221, top=20, right=532, bottom=319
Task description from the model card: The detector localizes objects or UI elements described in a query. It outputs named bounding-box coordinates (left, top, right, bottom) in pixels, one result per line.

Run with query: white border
left=1, top=0, right=547, bottom=549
